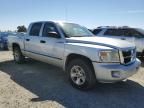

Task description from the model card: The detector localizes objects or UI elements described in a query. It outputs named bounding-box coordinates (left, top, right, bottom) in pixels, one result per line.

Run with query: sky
left=0, top=0, right=144, bottom=31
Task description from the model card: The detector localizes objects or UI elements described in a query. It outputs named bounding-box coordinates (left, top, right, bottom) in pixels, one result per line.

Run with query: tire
left=13, top=46, right=25, bottom=63
left=66, top=59, right=96, bottom=90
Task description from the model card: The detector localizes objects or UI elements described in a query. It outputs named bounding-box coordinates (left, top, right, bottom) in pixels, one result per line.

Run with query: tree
left=17, top=25, right=27, bottom=32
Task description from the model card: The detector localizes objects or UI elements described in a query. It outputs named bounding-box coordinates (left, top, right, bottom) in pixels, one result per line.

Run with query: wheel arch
left=12, top=43, right=20, bottom=51
left=65, top=53, right=96, bottom=77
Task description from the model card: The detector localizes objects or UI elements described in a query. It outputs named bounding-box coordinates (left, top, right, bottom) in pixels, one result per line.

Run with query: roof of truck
left=30, top=21, right=75, bottom=24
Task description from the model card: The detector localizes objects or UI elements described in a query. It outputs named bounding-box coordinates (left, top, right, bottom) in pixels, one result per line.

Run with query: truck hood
left=66, top=36, right=135, bottom=49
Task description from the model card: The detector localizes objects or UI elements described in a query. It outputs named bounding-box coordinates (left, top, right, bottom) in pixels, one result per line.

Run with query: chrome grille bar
left=120, top=48, right=136, bottom=65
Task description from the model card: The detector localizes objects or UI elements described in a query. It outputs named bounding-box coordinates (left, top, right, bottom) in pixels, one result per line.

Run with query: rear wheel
left=13, top=46, right=25, bottom=63
left=66, top=59, right=96, bottom=90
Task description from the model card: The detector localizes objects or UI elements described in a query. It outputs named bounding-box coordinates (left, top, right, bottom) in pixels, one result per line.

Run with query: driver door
left=39, top=22, right=64, bottom=66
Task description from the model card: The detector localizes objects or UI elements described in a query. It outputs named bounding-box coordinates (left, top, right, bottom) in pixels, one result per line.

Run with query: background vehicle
left=0, top=32, right=20, bottom=50
left=8, top=21, right=141, bottom=90
left=0, top=32, right=9, bottom=50
left=92, top=26, right=144, bottom=56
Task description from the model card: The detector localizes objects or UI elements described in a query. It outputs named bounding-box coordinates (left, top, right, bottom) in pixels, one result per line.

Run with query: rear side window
left=123, top=28, right=144, bottom=37
left=93, top=29, right=102, bottom=35
left=29, top=23, right=42, bottom=36
left=104, top=29, right=124, bottom=36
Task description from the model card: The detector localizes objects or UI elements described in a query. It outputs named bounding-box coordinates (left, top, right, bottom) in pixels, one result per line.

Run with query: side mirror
left=47, top=32, right=60, bottom=38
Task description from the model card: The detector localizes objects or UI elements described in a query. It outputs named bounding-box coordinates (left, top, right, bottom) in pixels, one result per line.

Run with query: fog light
left=111, top=71, right=121, bottom=78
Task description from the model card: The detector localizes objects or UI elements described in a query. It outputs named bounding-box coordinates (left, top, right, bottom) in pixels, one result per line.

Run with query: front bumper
left=92, top=58, right=141, bottom=83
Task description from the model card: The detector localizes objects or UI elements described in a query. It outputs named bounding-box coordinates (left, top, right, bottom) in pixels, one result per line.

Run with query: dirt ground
left=0, top=51, right=144, bottom=108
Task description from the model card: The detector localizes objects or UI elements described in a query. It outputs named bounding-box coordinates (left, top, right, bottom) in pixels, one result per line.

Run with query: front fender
left=63, top=43, right=114, bottom=70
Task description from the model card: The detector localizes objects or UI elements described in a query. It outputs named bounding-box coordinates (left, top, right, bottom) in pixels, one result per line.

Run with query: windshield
left=58, top=23, right=93, bottom=37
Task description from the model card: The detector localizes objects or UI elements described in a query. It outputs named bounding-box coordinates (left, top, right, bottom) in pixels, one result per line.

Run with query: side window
left=93, top=29, right=102, bottom=35
left=124, top=29, right=143, bottom=38
left=116, top=29, right=124, bottom=36
left=104, top=29, right=115, bottom=36
left=104, top=29, right=124, bottom=36
left=42, top=23, right=60, bottom=38
left=104, top=29, right=116, bottom=36
left=123, top=29, right=132, bottom=37
left=122, top=28, right=144, bottom=38
left=29, top=23, right=42, bottom=36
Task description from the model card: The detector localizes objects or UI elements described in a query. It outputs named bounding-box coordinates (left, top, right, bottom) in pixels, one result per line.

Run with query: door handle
left=26, top=39, right=30, bottom=41
left=40, top=40, right=46, bottom=43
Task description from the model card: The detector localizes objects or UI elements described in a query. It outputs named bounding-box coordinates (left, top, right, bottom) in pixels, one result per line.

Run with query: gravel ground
left=0, top=51, right=144, bottom=108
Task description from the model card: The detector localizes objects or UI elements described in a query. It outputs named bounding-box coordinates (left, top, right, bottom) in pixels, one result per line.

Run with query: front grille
left=121, top=49, right=136, bottom=64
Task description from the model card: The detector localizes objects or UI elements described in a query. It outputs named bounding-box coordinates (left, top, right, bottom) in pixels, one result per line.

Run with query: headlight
left=99, top=50, right=120, bottom=63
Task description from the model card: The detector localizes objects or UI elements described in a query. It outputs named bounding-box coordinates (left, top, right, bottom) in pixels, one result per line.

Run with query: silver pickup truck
left=8, top=21, right=141, bottom=90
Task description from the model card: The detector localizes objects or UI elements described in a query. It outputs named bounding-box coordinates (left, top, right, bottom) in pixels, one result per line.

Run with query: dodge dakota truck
left=8, top=21, right=141, bottom=90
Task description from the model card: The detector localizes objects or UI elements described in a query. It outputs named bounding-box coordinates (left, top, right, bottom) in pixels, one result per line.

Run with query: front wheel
left=66, top=59, right=96, bottom=90
left=13, top=47, right=25, bottom=63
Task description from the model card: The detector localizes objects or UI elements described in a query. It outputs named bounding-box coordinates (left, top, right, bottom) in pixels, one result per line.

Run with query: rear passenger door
left=24, top=22, right=42, bottom=55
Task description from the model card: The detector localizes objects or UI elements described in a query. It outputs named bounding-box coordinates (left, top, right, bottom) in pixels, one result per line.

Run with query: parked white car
left=92, top=27, right=144, bottom=56
left=8, top=21, right=141, bottom=90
